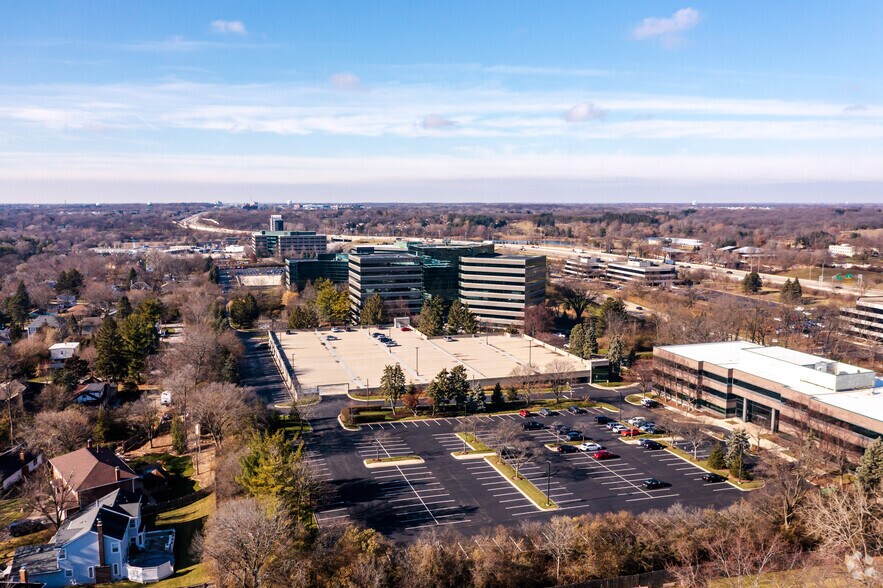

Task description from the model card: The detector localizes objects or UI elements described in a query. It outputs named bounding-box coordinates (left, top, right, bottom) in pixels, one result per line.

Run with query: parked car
left=538, top=408, right=553, bottom=417
left=331, top=327, right=343, bottom=333
left=641, top=440, right=664, bottom=450
left=578, top=442, right=603, bottom=452
left=641, top=398, right=659, bottom=408
left=553, top=424, right=571, bottom=434
left=9, top=519, right=49, bottom=537
left=566, top=431, right=584, bottom=441
left=444, top=336, right=455, bottom=342
left=593, top=450, right=617, bottom=460
left=611, top=424, right=628, bottom=433
left=521, top=421, right=544, bottom=431
left=326, top=335, right=338, bottom=341
left=518, top=409, right=532, bottom=418
left=556, top=444, right=578, bottom=454
left=400, top=326, right=412, bottom=331
left=567, top=406, right=587, bottom=415
left=594, top=415, right=612, bottom=424
left=620, top=428, right=642, bottom=437
left=701, top=472, right=727, bottom=483
left=627, top=417, right=646, bottom=426
left=372, top=333, right=384, bottom=338
left=501, top=446, right=519, bottom=459
left=642, top=478, right=668, bottom=489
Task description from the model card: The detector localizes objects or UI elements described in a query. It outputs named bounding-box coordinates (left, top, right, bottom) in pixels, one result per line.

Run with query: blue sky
left=1, top=1, right=881, bottom=203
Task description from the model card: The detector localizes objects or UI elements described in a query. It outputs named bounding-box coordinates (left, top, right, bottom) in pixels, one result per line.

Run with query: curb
left=364, top=457, right=424, bottom=468
left=662, top=448, right=756, bottom=492
left=451, top=451, right=496, bottom=460
left=483, top=457, right=558, bottom=511
left=337, top=415, right=360, bottom=432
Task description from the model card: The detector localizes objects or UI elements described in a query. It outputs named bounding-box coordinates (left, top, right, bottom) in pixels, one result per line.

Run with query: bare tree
left=625, top=359, right=654, bottom=398
left=756, top=432, right=819, bottom=531
left=508, top=363, right=540, bottom=405
left=21, top=470, right=77, bottom=530
left=191, top=382, right=257, bottom=448
left=502, top=439, right=535, bottom=480
left=197, top=497, right=293, bottom=588
left=538, top=516, right=581, bottom=584
left=128, top=396, right=160, bottom=449
left=26, top=409, right=91, bottom=457
left=678, top=420, right=709, bottom=460
left=802, top=483, right=882, bottom=562
left=545, top=358, right=576, bottom=404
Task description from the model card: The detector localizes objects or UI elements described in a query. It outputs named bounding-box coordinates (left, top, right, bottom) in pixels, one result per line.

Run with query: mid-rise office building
left=563, top=256, right=606, bottom=280
left=654, top=341, right=883, bottom=455
left=606, top=259, right=677, bottom=286
left=252, top=230, right=327, bottom=258
left=407, top=242, right=495, bottom=300
left=269, top=214, right=284, bottom=231
left=348, top=250, right=424, bottom=320
left=285, top=253, right=349, bottom=290
left=841, top=296, right=883, bottom=341
left=459, top=255, right=546, bottom=326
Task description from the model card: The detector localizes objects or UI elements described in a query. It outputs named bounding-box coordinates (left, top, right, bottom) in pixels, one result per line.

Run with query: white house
left=49, top=342, right=80, bottom=369
left=829, top=243, right=858, bottom=257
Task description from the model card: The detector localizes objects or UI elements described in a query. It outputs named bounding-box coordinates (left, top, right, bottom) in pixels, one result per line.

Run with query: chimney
left=18, top=565, right=27, bottom=584
left=114, top=466, right=120, bottom=481
left=87, top=438, right=93, bottom=450
left=97, top=518, right=105, bottom=566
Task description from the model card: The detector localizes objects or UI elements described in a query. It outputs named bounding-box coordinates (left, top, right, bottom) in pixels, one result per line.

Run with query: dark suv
left=521, top=420, right=545, bottom=431
left=567, top=405, right=587, bottom=415
left=593, top=415, right=612, bottom=424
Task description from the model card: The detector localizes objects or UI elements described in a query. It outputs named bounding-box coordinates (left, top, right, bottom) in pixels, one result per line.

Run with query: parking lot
left=308, top=398, right=741, bottom=541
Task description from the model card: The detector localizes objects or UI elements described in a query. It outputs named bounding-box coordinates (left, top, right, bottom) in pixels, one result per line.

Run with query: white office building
left=606, top=260, right=677, bottom=286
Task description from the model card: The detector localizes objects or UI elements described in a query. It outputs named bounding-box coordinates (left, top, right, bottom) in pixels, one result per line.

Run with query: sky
left=0, top=1, right=882, bottom=204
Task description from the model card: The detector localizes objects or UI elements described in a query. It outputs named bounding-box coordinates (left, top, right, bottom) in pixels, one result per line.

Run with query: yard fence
left=142, top=488, right=213, bottom=517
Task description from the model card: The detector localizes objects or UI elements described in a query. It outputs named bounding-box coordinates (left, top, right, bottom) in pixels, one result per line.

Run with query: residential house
left=9, top=489, right=175, bottom=586
left=0, top=380, right=26, bottom=411
left=48, top=343, right=79, bottom=369
left=48, top=445, right=138, bottom=510
left=26, top=316, right=61, bottom=339
left=0, top=446, right=43, bottom=492
left=74, top=383, right=113, bottom=407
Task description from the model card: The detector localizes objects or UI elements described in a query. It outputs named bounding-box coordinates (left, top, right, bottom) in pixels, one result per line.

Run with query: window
left=64, top=569, right=73, bottom=578
left=111, top=542, right=120, bottom=553
left=88, top=567, right=94, bottom=579
left=129, top=519, right=136, bottom=528
left=58, top=549, right=66, bottom=560
left=113, top=563, right=120, bottom=576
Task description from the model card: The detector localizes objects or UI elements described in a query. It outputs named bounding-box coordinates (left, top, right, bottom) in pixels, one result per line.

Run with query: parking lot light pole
left=416, top=347, right=419, bottom=375
left=546, top=460, right=551, bottom=506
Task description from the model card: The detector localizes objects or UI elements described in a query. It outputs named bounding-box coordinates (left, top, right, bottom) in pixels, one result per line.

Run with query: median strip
left=451, top=432, right=496, bottom=460
left=484, top=457, right=558, bottom=510
left=364, top=455, right=425, bottom=468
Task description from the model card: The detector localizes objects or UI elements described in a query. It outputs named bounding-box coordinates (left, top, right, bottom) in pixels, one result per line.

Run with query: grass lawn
left=665, top=445, right=764, bottom=490
left=352, top=398, right=613, bottom=424
left=0, top=528, right=53, bottom=564
left=454, top=432, right=493, bottom=453
left=0, top=497, right=25, bottom=527
left=592, top=380, right=628, bottom=388
left=625, top=392, right=657, bottom=404
left=276, top=413, right=312, bottom=437
left=486, top=457, right=557, bottom=510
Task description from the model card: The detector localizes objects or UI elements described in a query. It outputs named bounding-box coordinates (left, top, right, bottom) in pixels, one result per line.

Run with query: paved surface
left=241, top=335, right=740, bottom=542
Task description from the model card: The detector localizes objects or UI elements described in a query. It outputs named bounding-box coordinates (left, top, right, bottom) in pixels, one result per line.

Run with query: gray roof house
left=26, top=316, right=61, bottom=339
left=9, top=489, right=175, bottom=586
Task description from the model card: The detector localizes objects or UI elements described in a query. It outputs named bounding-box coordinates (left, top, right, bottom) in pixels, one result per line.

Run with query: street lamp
left=546, top=460, right=552, bottom=506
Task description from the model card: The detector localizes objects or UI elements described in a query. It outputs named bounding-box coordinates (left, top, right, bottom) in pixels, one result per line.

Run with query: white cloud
left=421, top=114, right=456, bottom=129
left=632, top=8, right=700, bottom=47
left=564, top=102, right=606, bottom=123
left=211, top=20, right=246, bottom=35
left=329, top=72, right=363, bottom=91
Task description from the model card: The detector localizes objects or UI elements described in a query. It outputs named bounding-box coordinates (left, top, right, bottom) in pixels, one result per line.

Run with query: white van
left=160, top=391, right=172, bottom=405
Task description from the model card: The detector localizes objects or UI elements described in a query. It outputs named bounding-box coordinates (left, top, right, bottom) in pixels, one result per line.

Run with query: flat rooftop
left=276, top=328, right=588, bottom=393
left=658, top=341, right=883, bottom=425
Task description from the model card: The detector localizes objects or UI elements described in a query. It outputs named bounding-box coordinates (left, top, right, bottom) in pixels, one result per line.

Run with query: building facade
left=251, top=230, right=327, bottom=258
left=459, top=255, right=546, bottom=326
left=563, top=256, right=606, bottom=280
left=348, top=250, right=425, bottom=320
left=606, top=260, right=677, bottom=286
left=654, top=341, right=883, bottom=455
left=828, top=243, right=857, bottom=257
left=841, top=296, right=883, bottom=341
left=285, top=253, right=350, bottom=290
left=269, top=214, right=284, bottom=232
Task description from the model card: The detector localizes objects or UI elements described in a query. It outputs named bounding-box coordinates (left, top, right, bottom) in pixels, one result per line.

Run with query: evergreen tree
left=490, top=382, right=504, bottom=407
left=418, top=296, right=446, bottom=336
left=425, top=368, right=450, bottom=414
left=729, top=451, right=749, bottom=481
left=727, top=429, right=751, bottom=469
left=446, top=299, right=478, bottom=334
left=94, top=317, right=127, bottom=382
left=93, top=407, right=108, bottom=443
left=856, top=436, right=883, bottom=492
left=287, top=304, right=319, bottom=329
left=359, top=293, right=388, bottom=325
left=473, top=384, right=486, bottom=412
left=449, top=364, right=470, bottom=407
left=237, top=430, right=296, bottom=499
left=171, top=416, right=187, bottom=454
left=315, top=280, right=350, bottom=324
left=586, top=320, right=599, bottom=354
left=792, top=277, right=803, bottom=301
left=606, top=335, right=626, bottom=377
left=208, top=265, right=220, bottom=285
left=707, top=442, right=727, bottom=470
left=569, top=324, right=586, bottom=359
left=380, top=363, right=406, bottom=413
left=119, top=312, right=158, bottom=381
left=228, top=293, right=259, bottom=328
left=126, top=268, right=138, bottom=289
left=505, top=385, right=519, bottom=403
left=115, top=296, right=133, bottom=320
left=56, top=269, right=84, bottom=295
left=6, top=282, right=31, bottom=328
left=742, top=271, right=763, bottom=293
left=221, top=352, right=241, bottom=384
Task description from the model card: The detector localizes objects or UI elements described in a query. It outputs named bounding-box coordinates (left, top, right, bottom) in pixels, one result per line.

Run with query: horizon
left=2, top=2, right=882, bottom=203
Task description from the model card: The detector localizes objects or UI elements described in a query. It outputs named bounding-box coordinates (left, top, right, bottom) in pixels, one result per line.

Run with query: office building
left=841, top=296, right=883, bottom=341
left=269, top=214, right=284, bottom=231
left=606, top=259, right=677, bottom=286
left=252, top=230, right=327, bottom=258
left=829, top=243, right=858, bottom=257
left=563, top=256, right=606, bottom=280
left=348, top=250, right=424, bottom=319
left=406, top=241, right=495, bottom=300
left=654, top=341, right=883, bottom=455
left=459, top=255, right=546, bottom=326
left=285, top=253, right=349, bottom=290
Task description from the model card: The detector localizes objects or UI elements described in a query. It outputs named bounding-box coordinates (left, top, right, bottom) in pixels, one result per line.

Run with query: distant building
left=841, top=296, right=883, bottom=341
left=829, top=243, right=858, bottom=257
left=654, top=341, right=883, bottom=455
left=563, top=256, right=606, bottom=280
left=252, top=230, right=327, bottom=258
left=285, top=253, right=350, bottom=290
left=348, top=250, right=425, bottom=319
left=0, top=446, right=43, bottom=492
left=459, top=255, right=546, bottom=326
left=406, top=241, right=495, bottom=301
left=269, top=214, right=284, bottom=232
left=605, top=260, right=677, bottom=286
left=49, top=342, right=80, bottom=369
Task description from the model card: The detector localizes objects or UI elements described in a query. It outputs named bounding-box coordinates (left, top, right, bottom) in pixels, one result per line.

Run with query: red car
left=400, top=326, right=412, bottom=331
left=593, top=450, right=617, bottom=460
left=518, top=409, right=532, bottom=418
left=620, top=428, right=642, bottom=437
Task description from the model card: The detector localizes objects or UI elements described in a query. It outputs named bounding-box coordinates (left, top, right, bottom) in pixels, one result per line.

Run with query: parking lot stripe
left=626, top=493, right=679, bottom=502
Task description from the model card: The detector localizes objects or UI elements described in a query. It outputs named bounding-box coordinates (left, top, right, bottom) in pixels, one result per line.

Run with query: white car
left=611, top=424, right=627, bottom=433
left=628, top=417, right=646, bottom=426
left=578, top=442, right=603, bottom=452
left=160, top=391, right=172, bottom=405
